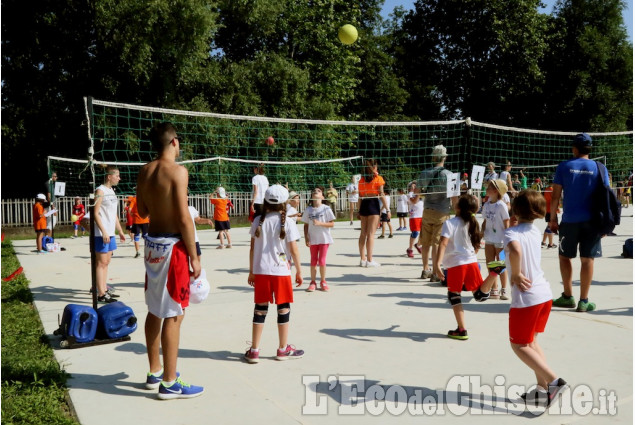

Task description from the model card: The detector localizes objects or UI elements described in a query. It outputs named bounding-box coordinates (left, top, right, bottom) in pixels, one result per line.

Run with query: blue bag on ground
left=97, top=302, right=138, bottom=339
left=58, top=304, right=98, bottom=343
left=623, top=238, right=633, bottom=258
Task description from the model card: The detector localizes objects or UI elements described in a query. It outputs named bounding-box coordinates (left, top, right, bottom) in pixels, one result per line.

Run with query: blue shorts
left=94, top=236, right=117, bottom=253
left=558, top=221, right=602, bottom=258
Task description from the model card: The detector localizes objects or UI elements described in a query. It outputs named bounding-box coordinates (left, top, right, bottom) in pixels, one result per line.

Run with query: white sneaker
left=360, top=260, right=367, bottom=267
left=366, top=260, right=381, bottom=267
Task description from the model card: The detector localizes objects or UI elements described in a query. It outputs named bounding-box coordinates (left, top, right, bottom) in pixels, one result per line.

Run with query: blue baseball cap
left=572, top=133, right=592, bottom=147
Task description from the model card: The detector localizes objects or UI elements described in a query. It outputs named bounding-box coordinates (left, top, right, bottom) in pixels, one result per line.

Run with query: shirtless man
left=136, top=122, right=203, bottom=400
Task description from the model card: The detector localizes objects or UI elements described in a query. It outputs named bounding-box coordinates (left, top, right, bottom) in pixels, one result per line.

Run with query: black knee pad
left=277, top=302, right=290, bottom=324
left=253, top=304, right=268, bottom=324
left=448, top=291, right=462, bottom=306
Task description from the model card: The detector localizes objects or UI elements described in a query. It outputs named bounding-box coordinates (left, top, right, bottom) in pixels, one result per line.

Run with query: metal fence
left=1, top=189, right=391, bottom=228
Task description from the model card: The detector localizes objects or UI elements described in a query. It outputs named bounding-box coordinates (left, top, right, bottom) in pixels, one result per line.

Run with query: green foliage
left=1, top=241, right=78, bottom=424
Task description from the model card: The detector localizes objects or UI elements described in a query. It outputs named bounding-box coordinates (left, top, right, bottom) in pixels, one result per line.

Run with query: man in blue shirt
left=549, top=133, right=608, bottom=312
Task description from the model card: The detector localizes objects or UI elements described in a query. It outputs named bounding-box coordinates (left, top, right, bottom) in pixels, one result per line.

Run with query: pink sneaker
left=406, top=248, right=414, bottom=258
left=276, top=344, right=304, bottom=361
left=306, top=282, right=317, bottom=292
left=244, top=349, right=259, bottom=364
left=320, top=281, right=329, bottom=291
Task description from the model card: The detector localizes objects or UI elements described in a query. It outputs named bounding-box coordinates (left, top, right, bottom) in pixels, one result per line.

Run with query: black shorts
left=253, top=203, right=264, bottom=219
left=359, top=198, right=380, bottom=216
left=132, top=223, right=149, bottom=236
left=380, top=212, right=390, bottom=223
left=397, top=212, right=408, bottom=218
left=558, top=221, right=602, bottom=258
left=215, top=220, right=231, bottom=231
left=195, top=241, right=201, bottom=257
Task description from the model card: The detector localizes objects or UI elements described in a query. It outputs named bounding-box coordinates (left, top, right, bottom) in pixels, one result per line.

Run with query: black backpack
left=591, top=161, right=621, bottom=236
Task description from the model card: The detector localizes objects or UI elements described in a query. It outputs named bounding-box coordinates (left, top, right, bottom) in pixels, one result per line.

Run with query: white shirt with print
left=301, top=204, right=336, bottom=245
left=482, top=200, right=510, bottom=244
left=250, top=212, right=300, bottom=276
left=440, top=216, right=478, bottom=268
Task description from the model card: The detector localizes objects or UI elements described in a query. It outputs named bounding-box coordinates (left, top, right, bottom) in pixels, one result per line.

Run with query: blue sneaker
left=158, top=377, right=204, bottom=400
left=146, top=370, right=180, bottom=390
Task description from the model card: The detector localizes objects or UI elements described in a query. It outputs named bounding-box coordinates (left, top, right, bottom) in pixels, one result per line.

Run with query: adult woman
left=93, top=165, right=126, bottom=303
left=250, top=164, right=269, bottom=220
left=357, top=159, right=388, bottom=267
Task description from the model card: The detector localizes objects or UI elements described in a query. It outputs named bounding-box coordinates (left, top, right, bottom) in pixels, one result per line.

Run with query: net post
left=463, top=117, right=473, bottom=177
left=89, top=199, right=97, bottom=310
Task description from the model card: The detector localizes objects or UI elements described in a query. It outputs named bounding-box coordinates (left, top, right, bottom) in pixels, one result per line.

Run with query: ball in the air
left=266, top=136, right=275, bottom=146
left=71, top=214, right=79, bottom=222
left=338, top=24, right=358, bottom=45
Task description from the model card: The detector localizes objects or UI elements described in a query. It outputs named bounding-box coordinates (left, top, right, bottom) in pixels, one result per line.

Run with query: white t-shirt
left=188, top=206, right=200, bottom=243
left=346, top=182, right=359, bottom=202
left=482, top=200, right=510, bottom=244
left=396, top=194, right=408, bottom=213
left=503, top=193, right=511, bottom=205
left=408, top=199, right=424, bottom=218
left=252, top=174, right=269, bottom=204
left=504, top=223, right=553, bottom=308
left=381, top=195, right=391, bottom=214
left=94, top=184, right=118, bottom=237
left=250, top=212, right=300, bottom=276
left=286, top=203, right=299, bottom=224
left=440, top=216, right=478, bottom=268
left=301, top=204, right=335, bottom=245
left=500, top=171, right=510, bottom=185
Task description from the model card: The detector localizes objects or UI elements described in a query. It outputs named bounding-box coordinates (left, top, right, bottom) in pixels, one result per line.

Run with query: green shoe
left=576, top=300, right=596, bottom=312
left=553, top=293, right=576, bottom=308
left=486, top=260, right=506, bottom=275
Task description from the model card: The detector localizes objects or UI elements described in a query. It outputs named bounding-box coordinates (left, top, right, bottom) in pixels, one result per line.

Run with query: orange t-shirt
left=129, top=197, right=150, bottom=224
left=543, top=187, right=553, bottom=213
left=210, top=198, right=230, bottom=221
left=33, top=203, right=46, bottom=230
left=358, top=175, right=385, bottom=197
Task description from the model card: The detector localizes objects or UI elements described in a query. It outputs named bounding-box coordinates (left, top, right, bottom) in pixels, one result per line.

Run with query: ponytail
left=279, top=210, right=287, bottom=240
left=254, top=213, right=265, bottom=238
left=456, top=194, right=481, bottom=250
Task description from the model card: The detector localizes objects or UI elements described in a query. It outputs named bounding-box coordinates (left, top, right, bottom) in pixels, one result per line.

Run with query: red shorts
left=509, top=301, right=552, bottom=344
left=254, top=274, right=294, bottom=305
left=409, top=217, right=422, bottom=232
left=446, top=263, right=483, bottom=293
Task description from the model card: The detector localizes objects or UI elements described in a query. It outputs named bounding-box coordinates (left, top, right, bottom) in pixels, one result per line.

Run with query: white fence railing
left=1, top=189, right=396, bottom=228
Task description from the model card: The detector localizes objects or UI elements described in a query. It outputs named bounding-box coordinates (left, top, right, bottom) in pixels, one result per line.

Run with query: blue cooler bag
left=97, top=302, right=138, bottom=339
left=58, top=304, right=98, bottom=343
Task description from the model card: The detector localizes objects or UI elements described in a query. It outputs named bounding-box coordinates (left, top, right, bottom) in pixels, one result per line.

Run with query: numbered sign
left=471, top=165, right=486, bottom=190
left=447, top=172, right=460, bottom=197
left=54, top=182, right=66, bottom=197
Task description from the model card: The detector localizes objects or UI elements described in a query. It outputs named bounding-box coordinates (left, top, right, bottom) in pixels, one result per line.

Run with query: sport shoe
left=500, top=288, right=509, bottom=300
left=447, top=328, right=468, bottom=340
left=306, top=282, right=317, bottom=292
left=473, top=289, right=490, bottom=302
left=520, top=388, right=549, bottom=407
left=553, top=293, right=576, bottom=308
left=216, top=245, right=225, bottom=249
left=420, top=269, right=432, bottom=279
left=366, top=260, right=381, bottom=267
left=320, top=281, right=329, bottom=292
left=276, top=344, right=304, bottom=360
left=134, top=251, right=140, bottom=258
left=406, top=249, right=414, bottom=258
left=226, top=244, right=232, bottom=249
left=378, top=235, right=385, bottom=239
left=360, top=260, right=367, bottom=267
left=547, top=378, right=568, bottom=407
left=430, top=274, right=441, bottom=283
left=388, top=234, right=393, bottom=238
left=547, top=244, right=558, bottom=249
left=146, top=370, right=180, bottom=390
left=350, top=221, right=353, bottom=225
left=415, top=244, right=422, bottom=254
left=487, top=260, right=506, bottom=275
left=157, top=376, right=204, bottom=400
left=489, top=289, right=500, bottom=299
left=576, top=300, right=596, bottom=312
left=541, top=242, right=547, bottom=248
left=244, top=348, right=260, bottom=364
left=97, top=293, right=118, bottom=304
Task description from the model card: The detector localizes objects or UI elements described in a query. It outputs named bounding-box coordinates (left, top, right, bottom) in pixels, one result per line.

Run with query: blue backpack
left=591, top=162, right=621, bottom=236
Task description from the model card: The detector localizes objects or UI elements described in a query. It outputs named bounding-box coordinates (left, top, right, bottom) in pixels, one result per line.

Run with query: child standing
left=541, top=185, right=558, bottom=249
left=33, top=194, right=47, bottom=253
left=396, top=188, right=408, bottom=231
left=505, top=190, right=567, bottom=407
left=433, top=194, right=505, bottom=340
left=286, top=191, right=301, bottom=224
left=245, top=185, right=304, bottom=363
left=482, top=179, right=511, bottom=300
left=302, top=187, right=336, bottom=292
left=406, top=193, right=424, bottom=258
left=188, top=205, right=212, bottom=259
left=378, top=187, right=393, bottom=239
left=210, top=187, right=232, bottom=249
left=71, top=196, right=86, bottom=238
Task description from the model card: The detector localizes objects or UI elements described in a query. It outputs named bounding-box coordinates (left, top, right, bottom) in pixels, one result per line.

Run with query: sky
left=381, top=0, right=634, bottom=41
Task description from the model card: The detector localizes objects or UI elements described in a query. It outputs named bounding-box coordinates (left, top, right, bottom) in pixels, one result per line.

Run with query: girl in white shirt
left=482, top=179, right=511, bottom=300
left=245, top=185, right=303, bottom=364
left=301, top=187, right=336, bottom=292
left=406, top=193, right=423, bottom=258
left=250, top=164, right=269, bottom=220
left=504, top=190, right=566, bottom=406
left=434, top=194, right=504, bottom=340
left=396, top=188, right=409, bottom=231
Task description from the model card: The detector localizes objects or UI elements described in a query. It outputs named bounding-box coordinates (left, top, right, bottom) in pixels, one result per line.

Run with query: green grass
left=1, top=240, right=79, bottom=424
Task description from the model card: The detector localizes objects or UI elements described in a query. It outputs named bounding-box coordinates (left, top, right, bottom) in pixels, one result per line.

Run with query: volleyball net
left=47, top=97, right=633, bottom=198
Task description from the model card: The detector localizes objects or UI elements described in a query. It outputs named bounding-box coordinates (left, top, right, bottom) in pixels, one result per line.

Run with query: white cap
left=189, top=269, right=210, bottom=304
left=431, top=145, right=447, bottom=158
left=36, top=193, right=46, bottom=200
left=217, top=187, right=226, bottom=199
left=265, top=184, right=289, bottom=204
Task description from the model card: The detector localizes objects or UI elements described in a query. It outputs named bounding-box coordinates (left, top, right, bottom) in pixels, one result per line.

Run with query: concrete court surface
left=11, top=212, right=634, bottom=425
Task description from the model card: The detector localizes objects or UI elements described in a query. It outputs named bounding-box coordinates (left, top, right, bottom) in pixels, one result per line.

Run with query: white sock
left=162, top=379, right=176, bottom=387
left=250, top=348, right=259, bottom=353
left=549, top=378, right=560, bottom=387
left=150, top=367, right=163, bottom=377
